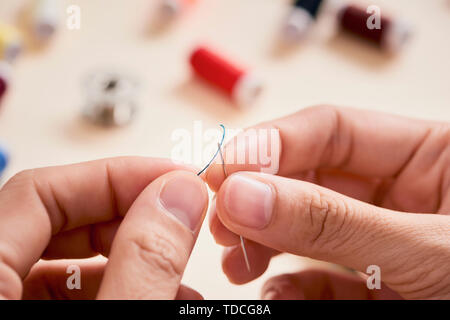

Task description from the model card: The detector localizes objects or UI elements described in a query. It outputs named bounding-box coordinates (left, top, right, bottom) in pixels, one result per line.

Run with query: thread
left=190, top=46, right=263, bottom=106
left=0, top=23, right=22, bottom=62
left=159, top=0, right=195, bottom=19
left=0, top=145, right=9, bottom=178
left=197, top=124, right=225, bottom=176
left=283, top=0, right=325, bottom=41
left=216, top=139, right=251, bottom=272
left=0, top=74, right=7, bottom=102
left=0, top=62, right=11, bottom=104
left=294, top=0, right=324, bottom=18
left=338, top=4, right=411, bottom=53
left=32, top=0, right=61, bottom=41
left=82, top=71, right=139, bottom=127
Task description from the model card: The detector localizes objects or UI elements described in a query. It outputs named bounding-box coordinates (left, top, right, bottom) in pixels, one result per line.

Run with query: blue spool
left=0, top=145, right=9, bottom=177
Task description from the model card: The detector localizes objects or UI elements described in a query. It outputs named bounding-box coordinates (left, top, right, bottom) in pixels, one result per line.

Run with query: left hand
left=0, top=157, right=209, bottom=300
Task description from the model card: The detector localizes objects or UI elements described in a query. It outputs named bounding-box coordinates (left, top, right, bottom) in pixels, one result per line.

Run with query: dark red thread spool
left=0, top=62, right=11, bottom=104
left=338, top=4, right=411, bottom=53
left=190, top=46, right=263, bottom=106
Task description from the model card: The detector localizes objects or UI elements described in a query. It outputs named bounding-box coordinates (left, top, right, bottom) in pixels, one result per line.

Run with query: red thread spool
left=190, top=46, right=263, bottom=106
left=338, top=4, right=410, bottom=53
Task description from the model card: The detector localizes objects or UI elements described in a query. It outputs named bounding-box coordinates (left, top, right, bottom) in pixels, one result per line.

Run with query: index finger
left=205, top=105, right=433, bottom=192
left=0, top=156, right=194, bottom=299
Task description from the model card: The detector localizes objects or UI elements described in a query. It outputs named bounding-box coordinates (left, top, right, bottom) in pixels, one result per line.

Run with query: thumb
left=215, top=172, right=450, bottom=298
left=97, top=170, right=208, bottom=299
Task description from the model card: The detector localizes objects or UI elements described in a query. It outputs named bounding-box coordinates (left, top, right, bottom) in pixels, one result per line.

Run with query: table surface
left=0, top=0, right=449, bottom=299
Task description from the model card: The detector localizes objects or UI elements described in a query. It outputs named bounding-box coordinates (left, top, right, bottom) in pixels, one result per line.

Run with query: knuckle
left=0, top=262, right=22, bottom=300
left=420, top=125, right=450, bottom=203
left=302, top=105, right=352, bottom=168
left=304, top=105, right=345, bottom=126
left=2, top=169, right=44, bottom=210
left=3, top=169, right=45, bottom=203
left=127, top=229, right=185, bottom=278
left=6, top=169, right=37, bottom=187
left=436, top=125, right=450, bottom=163
left=3, top=168, right=63, bottom=232
left=303, top=189, right=350, bottom=253
left=305, top=104, right=340, bottom=115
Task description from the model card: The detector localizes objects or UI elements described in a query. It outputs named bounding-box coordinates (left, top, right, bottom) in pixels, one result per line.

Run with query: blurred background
left=0, top=0, right=449, bottom=299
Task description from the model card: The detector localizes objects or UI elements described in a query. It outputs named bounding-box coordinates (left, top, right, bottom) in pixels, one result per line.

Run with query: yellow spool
left=0, top=23, right=23, bottom=62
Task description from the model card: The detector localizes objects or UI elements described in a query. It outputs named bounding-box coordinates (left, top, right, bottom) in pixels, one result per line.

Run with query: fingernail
left=160, top=174, right=206, bottom=231
left=224, top=174, right=274, bottom=229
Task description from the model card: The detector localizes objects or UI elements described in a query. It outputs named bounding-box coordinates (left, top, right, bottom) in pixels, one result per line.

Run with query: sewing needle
left=217, top=143, right=251, bottom=272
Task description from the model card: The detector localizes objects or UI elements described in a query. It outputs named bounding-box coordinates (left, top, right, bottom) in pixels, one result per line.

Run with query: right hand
left=206, top=105, right=450, bottom=300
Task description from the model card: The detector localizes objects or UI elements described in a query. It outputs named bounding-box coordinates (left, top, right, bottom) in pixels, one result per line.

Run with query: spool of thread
left=83, top=71, right=139, bottom=127
left=31, top=0, right=61, bottom=41
left=159, top=0, right=195, bottom=19
left=190, top=46, right=263, bottom=107
left=338, top=4, right=411, bottom=53
left=0, top=24, right=23, bottom=62
left=0, top=145, right=9, bottom=179
left=283, top=0, right=325, bottom=42
left=0, top=61, right=11, bottom=104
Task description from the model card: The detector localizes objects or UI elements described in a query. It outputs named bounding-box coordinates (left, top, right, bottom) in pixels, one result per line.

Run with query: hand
left=0, top=157, right=208, bottom=300
left=206, top=105, right=450, bottom=300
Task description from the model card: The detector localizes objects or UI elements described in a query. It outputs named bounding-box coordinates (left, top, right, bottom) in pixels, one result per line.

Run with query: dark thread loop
left=197, top=124, right=226, bottom=176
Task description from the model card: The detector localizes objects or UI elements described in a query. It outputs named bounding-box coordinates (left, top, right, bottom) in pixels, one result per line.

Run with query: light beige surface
left=0, top=0, right=449, bottom=299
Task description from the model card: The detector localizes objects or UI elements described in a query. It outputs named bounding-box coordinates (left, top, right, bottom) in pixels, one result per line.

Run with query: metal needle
left=217, top=143, right=251, bottom=272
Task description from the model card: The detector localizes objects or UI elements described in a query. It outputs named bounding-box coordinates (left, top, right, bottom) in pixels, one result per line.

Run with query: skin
left=0, top=157, right=208, bottom=300
left=0, top=106, right=449, bottom=300
left=206, top=105, right=450, bottom=300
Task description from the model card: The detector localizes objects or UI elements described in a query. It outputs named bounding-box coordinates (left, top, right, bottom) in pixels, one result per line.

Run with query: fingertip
left=214, top=174, right=231, bottom=222
left=208, top=197, right=241, bottom=246
left=204, top=163, right=225, bottom=192
left=159, top=170, right=209, bottom=233
left=261, top=269, right=398, bottom=300
left=215, top=172, right=276, bottom=233
left=176, top=285, right=204, bottom=300
left=221, top=242, right=274, bottom=285
left=167, top=169, right=209, bottom=195
left=222, top=246, right=246, bottom=285
left=97, top=169, right=209, bottom=299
